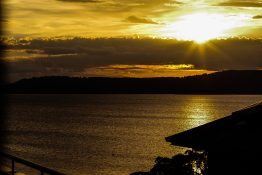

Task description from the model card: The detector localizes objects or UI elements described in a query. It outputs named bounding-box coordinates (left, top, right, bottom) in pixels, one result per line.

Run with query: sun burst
left=161, top=13, right=244, bottom=43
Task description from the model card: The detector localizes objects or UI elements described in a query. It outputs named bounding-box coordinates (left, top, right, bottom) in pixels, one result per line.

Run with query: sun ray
left=181, top=40, right=233, bottom=70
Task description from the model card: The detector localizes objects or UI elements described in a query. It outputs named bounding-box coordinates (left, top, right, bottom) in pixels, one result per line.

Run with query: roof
left=165, top=102, right=262, bottom=150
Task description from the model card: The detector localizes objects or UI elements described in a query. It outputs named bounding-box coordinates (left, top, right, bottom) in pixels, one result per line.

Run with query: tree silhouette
left=130, top=150, right=208, bottom=175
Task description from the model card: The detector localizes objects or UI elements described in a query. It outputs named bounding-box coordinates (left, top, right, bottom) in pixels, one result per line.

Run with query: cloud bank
left=3, top=37, right=262, bottom=81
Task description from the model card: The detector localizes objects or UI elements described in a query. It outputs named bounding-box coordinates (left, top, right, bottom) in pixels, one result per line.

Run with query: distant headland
left=6, top=70, right=262, bottom=94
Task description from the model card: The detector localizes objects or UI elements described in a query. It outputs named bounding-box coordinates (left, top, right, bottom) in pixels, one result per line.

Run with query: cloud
left=85, top=64, right=214, bottom=78
left=100, top=64, right=194, bottom=70
left=164, top=0, right=184, bottom=6
left=125, top=16, right=159, bottom=24
left=170, top=0, right=183, bottom=4
left=4, top=0, right=181, bottom=39
left=0, top=19, right=8, bottom=22
left=57, top=0, right=102, bottom=3
left=253, top=15, right=262, bottom=19
left=3, top=37, right=262, bottom=81
left=216, top=1, right=262, bottom=7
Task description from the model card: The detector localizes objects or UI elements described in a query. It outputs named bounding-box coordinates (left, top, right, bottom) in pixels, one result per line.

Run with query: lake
left=3, top=94, right=262, bottom=175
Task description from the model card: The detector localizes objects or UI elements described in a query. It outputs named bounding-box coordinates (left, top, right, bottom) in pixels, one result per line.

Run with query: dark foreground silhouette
left=166, top=102, right=262, bottom=175
left=7, top=70, right=262, bottom=94
left=130, top=150, right=207, bottom=175
left=132, top=103, right=262, bottom=175
left=0, top=3, right=8, bottom=170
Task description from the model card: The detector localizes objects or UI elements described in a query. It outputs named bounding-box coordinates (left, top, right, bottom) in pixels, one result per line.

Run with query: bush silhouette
left=131, top=150, right=207, bottom=175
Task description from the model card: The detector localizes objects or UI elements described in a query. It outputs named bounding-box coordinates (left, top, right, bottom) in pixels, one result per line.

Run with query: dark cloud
left=216, top=1, right=262, bottom=7
left=4, top=37, right=262, bottom=81
left=0, top=19, right=8, bottom=22
left=125, top=16, right=159, bottom=24
left=57, top=0, right=102, bottom=3
left=253, top=15, right=262, bottom=19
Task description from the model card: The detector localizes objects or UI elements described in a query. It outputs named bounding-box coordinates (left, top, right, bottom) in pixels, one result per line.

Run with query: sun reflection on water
left=183, top=96, right=216, bottom=128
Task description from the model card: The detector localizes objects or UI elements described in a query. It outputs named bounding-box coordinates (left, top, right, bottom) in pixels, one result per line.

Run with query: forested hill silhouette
left=7, top=70, right=262, bottom=94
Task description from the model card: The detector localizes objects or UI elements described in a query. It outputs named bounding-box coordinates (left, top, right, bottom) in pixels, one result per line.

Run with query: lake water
left=3, top=94, right=262, bottom=175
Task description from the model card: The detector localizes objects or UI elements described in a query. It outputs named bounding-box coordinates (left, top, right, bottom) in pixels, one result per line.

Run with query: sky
left=1, top=0, right=262, bottom=81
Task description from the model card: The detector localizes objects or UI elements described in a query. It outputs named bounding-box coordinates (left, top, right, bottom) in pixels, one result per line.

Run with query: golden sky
left=2, top=0, right=262, bottom=81
left=3, top=0, right=262, bottom=39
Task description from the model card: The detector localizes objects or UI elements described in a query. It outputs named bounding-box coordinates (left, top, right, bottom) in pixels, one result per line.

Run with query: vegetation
left=130, top=150, right=208, bottom=175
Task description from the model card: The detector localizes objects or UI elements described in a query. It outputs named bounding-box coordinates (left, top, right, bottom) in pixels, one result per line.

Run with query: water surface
left=3, top=95, right=262, bottom=175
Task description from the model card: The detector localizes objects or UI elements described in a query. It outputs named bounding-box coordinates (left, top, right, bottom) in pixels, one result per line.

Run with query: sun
left=162, top=13, right=242, bottom=43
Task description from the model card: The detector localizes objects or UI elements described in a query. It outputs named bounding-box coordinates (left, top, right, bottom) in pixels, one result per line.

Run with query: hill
left=6, top=70, right=262, bottom=94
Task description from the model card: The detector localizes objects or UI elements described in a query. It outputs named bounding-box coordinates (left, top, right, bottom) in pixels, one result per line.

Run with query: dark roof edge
left=165, top=101, right=262, bottom=148
left=232, top=102, right=262, bottom=115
